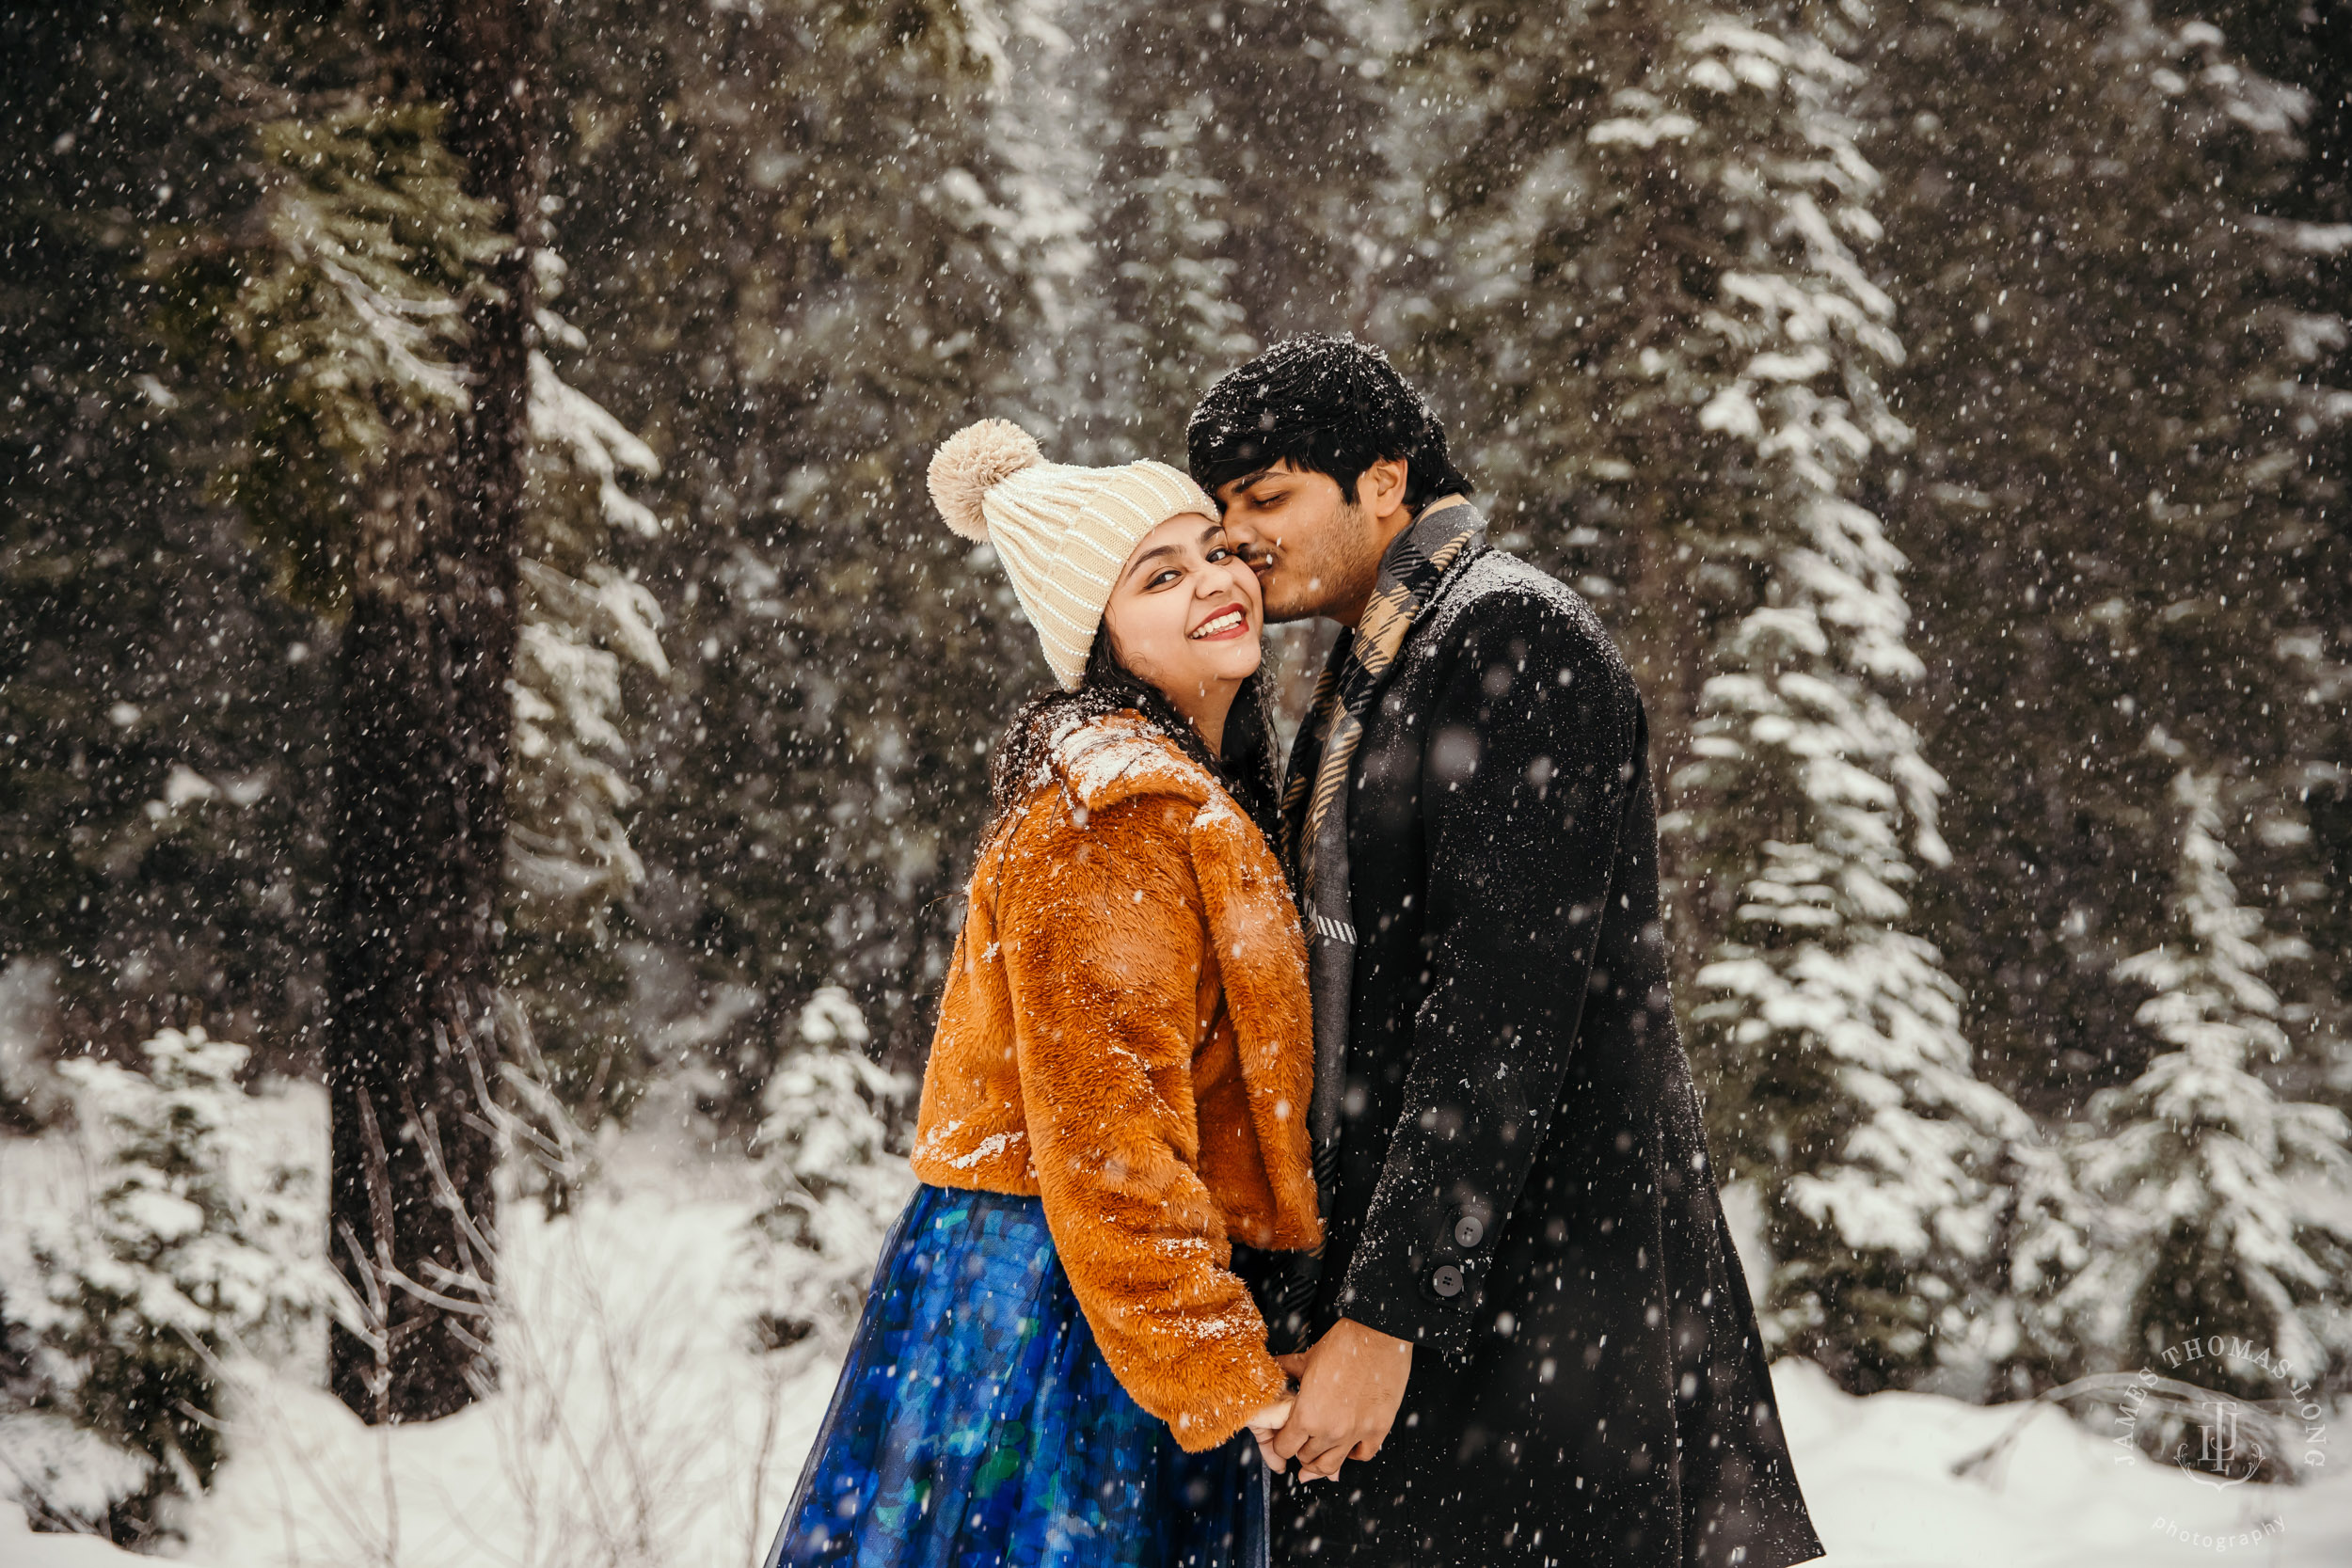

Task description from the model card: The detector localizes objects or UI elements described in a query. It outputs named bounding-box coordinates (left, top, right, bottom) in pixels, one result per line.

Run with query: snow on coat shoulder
left=1045, top=710, right=1216, bottom=814
left=1418, top=549, right=1621, bottom=659
left=1403, top=551, right=1642, bottom=743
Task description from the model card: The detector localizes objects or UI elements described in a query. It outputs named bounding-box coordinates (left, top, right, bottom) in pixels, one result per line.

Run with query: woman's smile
left=1188, top=605, right=1249, bottom=641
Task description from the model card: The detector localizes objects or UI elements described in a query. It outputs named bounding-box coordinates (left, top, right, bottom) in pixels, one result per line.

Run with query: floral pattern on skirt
left=766, top=1183, right=1267, bottom=1568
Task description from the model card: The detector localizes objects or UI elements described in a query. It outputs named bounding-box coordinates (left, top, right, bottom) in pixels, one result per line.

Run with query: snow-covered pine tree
left=1399, top=5, right=2038, bottom=1389
left=1103, top=90, right=1255, bottom=455
left=1061, top=0, right=1383, bottom=458
left=151, top=67, right=664, bottom=1413
left=2225, top=3, right=2352, bottom=1094
left=1629, top=19, right=2040, bottom=1391
left=147, top=86, right=516, bottom=1420
left=25, top=1030, right=331, bottom=1534
left=2067, top=769, right=2352, bottom=1391
left=981, top=6, right=1106, bottom=451
left=326, top=0, right=548, bottom=1421
left=549, top=0, right=1059, bottom=1091
left=1862, top=1, right=2352, bottom=1118
left=505, top=324, right=669, bottom=1131
left=155, top=0, right=571, bottom=1423
left=1051, top=0, right=1383, bottom=712
left=742, top=987, right=914, bottom=1347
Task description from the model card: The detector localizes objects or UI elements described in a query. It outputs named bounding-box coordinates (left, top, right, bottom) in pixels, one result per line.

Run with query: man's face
left=1211, top=461, right=1385, bottom=625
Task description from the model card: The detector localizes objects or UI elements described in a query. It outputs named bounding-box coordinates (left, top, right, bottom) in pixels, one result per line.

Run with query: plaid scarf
left=1263, top=502, right=1485, bottom=1345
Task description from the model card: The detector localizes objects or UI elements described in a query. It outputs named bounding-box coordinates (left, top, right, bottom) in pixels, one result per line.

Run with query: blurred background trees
left=3, top=0, right=2346, bottom=1460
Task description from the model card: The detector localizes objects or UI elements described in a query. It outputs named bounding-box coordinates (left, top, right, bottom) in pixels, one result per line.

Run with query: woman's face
left=1100, top=512, right=1264, bottom=717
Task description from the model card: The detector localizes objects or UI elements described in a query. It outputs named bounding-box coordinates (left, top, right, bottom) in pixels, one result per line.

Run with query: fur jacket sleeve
left=910, top=713, right=1320, bottom=1451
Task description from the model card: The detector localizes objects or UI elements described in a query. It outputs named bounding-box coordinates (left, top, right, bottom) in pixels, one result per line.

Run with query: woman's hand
left=1243, top=1396, right=1295, bottom=1473
left=1267, top=1319, right=1413, bottom=1482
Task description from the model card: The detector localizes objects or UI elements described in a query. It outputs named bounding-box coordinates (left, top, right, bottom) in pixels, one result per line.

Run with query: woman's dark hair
left=1186, top=333, right=1473, bottom=511
left=985, top=629, right=1285, bottom=861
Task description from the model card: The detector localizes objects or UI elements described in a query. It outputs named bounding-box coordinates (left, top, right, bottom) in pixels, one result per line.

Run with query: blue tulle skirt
left=765, top=1183, right=1267, bottom=1568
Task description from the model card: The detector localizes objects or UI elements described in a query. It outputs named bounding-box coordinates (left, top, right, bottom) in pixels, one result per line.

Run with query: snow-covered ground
left=6, top=1095, right=2349, bottom=1568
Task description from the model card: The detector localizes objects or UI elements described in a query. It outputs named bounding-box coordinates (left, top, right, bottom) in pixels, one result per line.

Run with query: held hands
left=1243, top=1397, right=1294, bottom=1473
left=1264, top=1318, right=1413, bottom=1484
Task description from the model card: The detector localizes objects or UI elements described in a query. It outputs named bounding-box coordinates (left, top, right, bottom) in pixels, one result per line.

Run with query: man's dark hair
left=1186, top=334, right=1473, bottom=511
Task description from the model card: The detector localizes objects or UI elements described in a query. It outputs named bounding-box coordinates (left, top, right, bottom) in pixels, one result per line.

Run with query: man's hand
left=1269, top=1319, right=1413, bottom=1482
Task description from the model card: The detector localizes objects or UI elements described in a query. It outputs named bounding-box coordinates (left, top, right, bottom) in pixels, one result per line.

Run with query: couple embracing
left=765, top=339, right=1824, bottom=1568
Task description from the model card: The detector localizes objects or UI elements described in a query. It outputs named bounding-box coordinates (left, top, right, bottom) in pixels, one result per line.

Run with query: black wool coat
left=1274, top=538, right=1823, bottom=1568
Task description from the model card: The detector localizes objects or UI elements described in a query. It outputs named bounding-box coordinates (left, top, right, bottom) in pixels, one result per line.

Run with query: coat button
left=1454, top=1215, right=1484, bottom=1248
left=1431, top=1264, right=1464, bottom=1298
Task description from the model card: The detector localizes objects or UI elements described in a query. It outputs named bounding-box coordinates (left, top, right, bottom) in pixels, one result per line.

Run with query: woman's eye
left=1206, top=546, right=1232, bottom=562
left=1150, top=568, right=1181, bottom=589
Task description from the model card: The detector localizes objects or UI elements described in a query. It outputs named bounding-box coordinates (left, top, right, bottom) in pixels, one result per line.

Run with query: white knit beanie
left=928, top=420, right=1219, bottom=690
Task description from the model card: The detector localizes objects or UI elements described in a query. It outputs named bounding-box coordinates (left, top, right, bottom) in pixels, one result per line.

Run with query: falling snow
left=3, top=0, right=2349, bottom=1558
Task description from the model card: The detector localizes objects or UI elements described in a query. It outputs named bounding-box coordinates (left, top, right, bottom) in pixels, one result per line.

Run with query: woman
left=766, top=420, right=1321, bottom=1568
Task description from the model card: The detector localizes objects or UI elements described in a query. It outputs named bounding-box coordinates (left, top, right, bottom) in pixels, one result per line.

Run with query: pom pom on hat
left=929, top=419, right=1043, bottom=541
left=921, top=419, right=1216, bottom=689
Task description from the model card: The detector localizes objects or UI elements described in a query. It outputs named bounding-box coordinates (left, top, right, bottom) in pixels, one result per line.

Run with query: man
left=1188, top=337, right=1823, bottom=1568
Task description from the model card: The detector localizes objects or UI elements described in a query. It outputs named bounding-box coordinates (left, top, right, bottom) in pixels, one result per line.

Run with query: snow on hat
left=929, top=419, right=1218, bottom=690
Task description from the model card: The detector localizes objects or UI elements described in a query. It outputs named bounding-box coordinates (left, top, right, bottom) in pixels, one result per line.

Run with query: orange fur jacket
left=909, top=712, right=1321, bottom=1452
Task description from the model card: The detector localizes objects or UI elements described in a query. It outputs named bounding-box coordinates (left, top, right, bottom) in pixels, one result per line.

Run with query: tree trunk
left=326, top=0, right=545, bottom=1425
